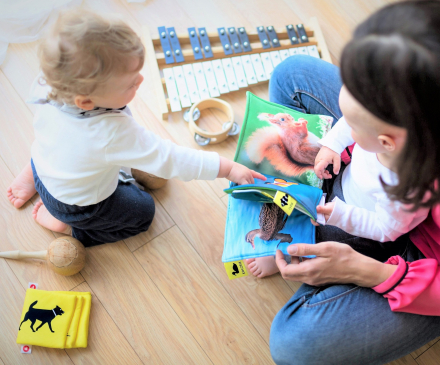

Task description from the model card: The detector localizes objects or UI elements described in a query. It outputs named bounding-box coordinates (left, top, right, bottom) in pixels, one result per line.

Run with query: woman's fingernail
left=289, top=245, right=298, bottom=254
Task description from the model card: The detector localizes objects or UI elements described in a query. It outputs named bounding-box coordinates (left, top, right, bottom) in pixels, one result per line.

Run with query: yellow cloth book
left=17, top=289, right=91, bottom=349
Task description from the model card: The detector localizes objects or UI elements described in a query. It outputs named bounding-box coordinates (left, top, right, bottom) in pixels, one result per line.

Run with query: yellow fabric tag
left=224, top=260, right=249, bottom=279
left=17, top=289, right=91, bottom=349
left=273, top=191, right=296, bottom=215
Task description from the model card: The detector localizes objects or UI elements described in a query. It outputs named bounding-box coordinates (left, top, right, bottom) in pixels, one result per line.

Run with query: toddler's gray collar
left=28, top=97, right=127, bottom=119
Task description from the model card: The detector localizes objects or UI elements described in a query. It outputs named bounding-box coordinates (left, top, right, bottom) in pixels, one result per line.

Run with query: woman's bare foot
left=32, top=200, right=70, bottom=234
left=7, top=162, right=37, bottom=208
left=245, top=256, right=280, bottom=278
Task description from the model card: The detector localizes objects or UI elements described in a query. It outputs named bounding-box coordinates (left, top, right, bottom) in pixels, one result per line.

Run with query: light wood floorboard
left=65, top=282, right=144, bottom=365
left=388, top=354, right=418, bottom=365
left=134, top=226, right=273, bottom=364
left=411, top=338, right=440, bottom=359
left=80, top=241, right=212, bottom=364
left=417, top=340, right=440, bottom=365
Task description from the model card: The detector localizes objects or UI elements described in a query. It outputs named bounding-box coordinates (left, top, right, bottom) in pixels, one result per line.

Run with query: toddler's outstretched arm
left=218, top=157, right=266, bottom=185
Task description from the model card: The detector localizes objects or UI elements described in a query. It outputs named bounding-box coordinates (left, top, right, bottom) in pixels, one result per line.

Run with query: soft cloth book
left=17, top=289, right=91, bottom=349
left=222, top=92, right=332, bottom=276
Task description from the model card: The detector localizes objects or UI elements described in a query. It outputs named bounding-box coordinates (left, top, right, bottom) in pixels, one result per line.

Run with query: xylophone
left=142, top=18, right=332, bottom=121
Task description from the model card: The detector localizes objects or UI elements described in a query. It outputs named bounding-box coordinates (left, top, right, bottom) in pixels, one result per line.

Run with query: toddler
left=246, top=84, right=430, bottom=277
left=7, top=10, right=264, bottom=246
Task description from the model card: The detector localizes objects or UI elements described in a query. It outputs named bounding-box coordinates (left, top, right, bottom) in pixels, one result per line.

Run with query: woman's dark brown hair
left=341, top=0, right=440, bottom=209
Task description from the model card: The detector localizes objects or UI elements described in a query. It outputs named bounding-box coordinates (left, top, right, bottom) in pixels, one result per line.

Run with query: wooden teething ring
left=187, top=98, right=238, bottom=145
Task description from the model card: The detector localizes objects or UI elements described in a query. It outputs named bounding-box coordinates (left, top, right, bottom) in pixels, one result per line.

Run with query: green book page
left=234, top=92, right=333, bottom=187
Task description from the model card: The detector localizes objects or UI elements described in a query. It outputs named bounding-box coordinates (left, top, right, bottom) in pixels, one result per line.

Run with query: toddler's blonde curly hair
left=39, top=9, right=145, bottom=104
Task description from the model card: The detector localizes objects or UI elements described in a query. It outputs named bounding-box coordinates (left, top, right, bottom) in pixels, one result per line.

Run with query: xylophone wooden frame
left=142, top=17, right=332, bottom=121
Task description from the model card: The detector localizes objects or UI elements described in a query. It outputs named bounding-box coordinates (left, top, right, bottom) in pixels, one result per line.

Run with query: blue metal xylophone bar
left=227, top=27, right=243, bottom=54
left=286, top=24, right=299, bottom=44
left=256, top=26, right=271, bottom=49
left=218, top=27, right=233, bottom=55
left=198, top=27, right=214, bottom=58
left=237, top=27, right=252, bottom=52
left=167, top=27, right=185, bottom=63
left=266, top=26, right=281, bottom=47
left=188, top=27, right=204, bottom=61
left=157, top=26, right=174, bottom=64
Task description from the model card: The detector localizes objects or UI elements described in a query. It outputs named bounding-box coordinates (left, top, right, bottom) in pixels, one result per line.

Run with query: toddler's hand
left=316, top=202, right=335, bottom=223
left=227, top=162, right=266, bottom=185
left=218, top=157, right=266, bottom=185
left=314, top=146, right=341, bottom=179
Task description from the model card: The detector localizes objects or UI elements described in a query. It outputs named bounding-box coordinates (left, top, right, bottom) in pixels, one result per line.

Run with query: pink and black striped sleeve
left=373, top=255, right=440, bottom=316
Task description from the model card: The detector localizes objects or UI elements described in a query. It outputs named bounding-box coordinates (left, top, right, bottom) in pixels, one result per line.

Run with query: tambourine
left=183, top=98, right=240, bottom=146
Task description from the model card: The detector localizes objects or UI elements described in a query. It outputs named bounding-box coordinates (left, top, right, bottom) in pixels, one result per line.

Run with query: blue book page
left=222, top=197, right=315, bottom=263
left=225, top=175, right=323, bottom=220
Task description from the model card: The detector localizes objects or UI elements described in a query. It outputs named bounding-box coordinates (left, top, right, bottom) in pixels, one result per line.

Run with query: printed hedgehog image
left=245, top=203, right=293, bottom=248
left=245, top=113, right=321, bottom=177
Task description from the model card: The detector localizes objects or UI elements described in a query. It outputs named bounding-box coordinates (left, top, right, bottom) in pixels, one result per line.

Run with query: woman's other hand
left=275, top=242, right=398, bottom=287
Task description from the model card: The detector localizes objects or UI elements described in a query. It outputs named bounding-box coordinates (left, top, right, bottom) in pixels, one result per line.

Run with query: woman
left=268, top=2, right=440, bottom=364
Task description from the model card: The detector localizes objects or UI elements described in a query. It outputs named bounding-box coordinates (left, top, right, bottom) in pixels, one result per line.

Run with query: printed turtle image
left=245, top=203, right=293, bottom=248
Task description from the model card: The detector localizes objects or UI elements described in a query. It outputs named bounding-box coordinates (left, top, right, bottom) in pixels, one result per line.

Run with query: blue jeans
left=31, top=160, right=155, bottom=247
left=268, top=55, right=440, bottom=365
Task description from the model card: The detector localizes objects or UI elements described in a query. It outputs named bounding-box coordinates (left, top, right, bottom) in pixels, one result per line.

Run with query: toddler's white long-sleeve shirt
left=318, top=117, right=429, bottom=242
left=28, top=76, right=220, bottom=206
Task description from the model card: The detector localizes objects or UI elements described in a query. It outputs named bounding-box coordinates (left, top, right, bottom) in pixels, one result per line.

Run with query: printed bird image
left=232, top=263, right=240, bottom=276
left=245, top=203, right=293, bottom=248
left=245, top=113, right=321, bottom=177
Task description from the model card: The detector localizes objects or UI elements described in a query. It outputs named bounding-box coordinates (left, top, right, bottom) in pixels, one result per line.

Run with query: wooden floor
left=1, top=0, right=439, bottom=364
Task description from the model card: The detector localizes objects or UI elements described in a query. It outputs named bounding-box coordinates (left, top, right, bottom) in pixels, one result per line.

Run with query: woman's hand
left=218, top=157, right=266, bottom=185
left=314, top=146, right=341, bottom=179
left=275, top=242, right=398, bottom=287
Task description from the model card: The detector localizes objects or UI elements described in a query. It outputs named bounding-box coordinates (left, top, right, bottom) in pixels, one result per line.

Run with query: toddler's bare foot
left=7, top=162, right=37, bottom=208
left=32, top=200, right=70, bottom=234
left=245, top=256, right=280, bottom=278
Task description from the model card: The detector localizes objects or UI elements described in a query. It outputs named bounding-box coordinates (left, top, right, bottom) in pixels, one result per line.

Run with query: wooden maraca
left=0, top=236, right=86, bottom=276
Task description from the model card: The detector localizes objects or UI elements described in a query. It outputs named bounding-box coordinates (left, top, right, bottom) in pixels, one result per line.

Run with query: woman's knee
left=272, top=54, right=314, bottom=77
left=269, top=55, right=340, bottom=109
left=269, top=287, right=351, bottom=365
left=270, top=309, right=315, bottom=365
left=271, top=55, right=330, bottom=87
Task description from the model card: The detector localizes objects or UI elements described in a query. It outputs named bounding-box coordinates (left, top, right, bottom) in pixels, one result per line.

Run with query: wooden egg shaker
left=0, top=237, right=86, bottom=276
